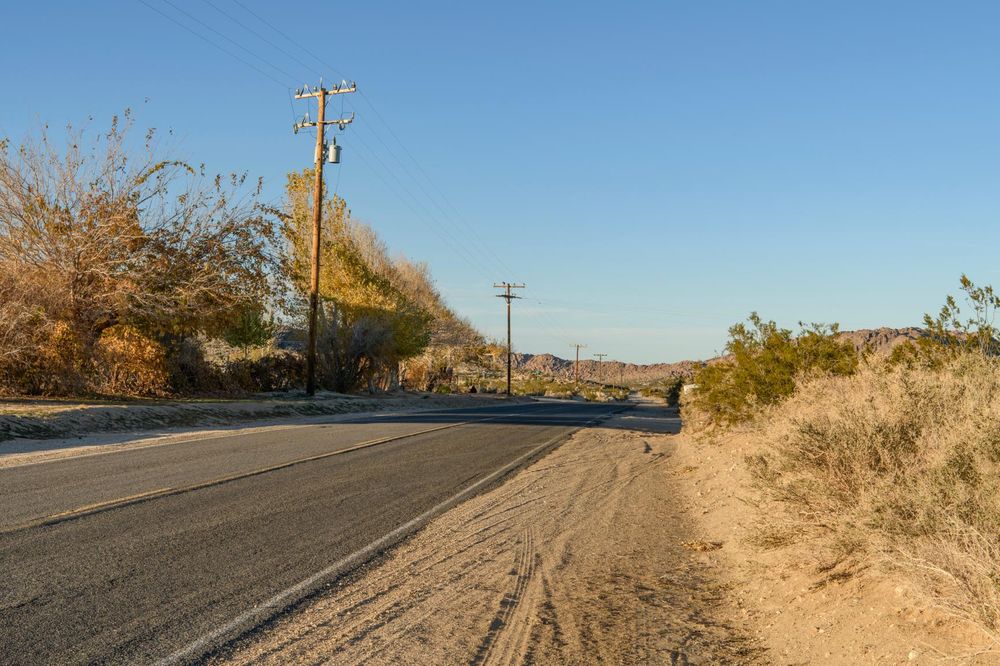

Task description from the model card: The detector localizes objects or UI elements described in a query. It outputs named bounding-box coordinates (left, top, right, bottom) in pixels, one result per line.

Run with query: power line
left=346, top=109, right=513, bottom=277
left=145, top=1, right=575, bottom=358
left=347, top=119, right=505, bottom=276
left=158, top=0, right=299, bottom=83
left=570, top=344, right=587, bottom=384
left=199, top=0, right=500, bottom=282
left=292, top=80, right=357, bottom=396
left=346, top=137, right=496, bottom=283
left=223, top=0, right=511, bottom=278
left=346, top=127, right=498, bottom=279
left=143, top=0, right=509, bottom=285
left=494, top=282, right=525, bottom=396
left=137, top=0, right=292, bottom=88
left=201, top=0, right=325, bottom=80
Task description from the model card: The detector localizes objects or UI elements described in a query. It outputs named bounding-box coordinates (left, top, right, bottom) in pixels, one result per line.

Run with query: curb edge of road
left=165, top=404, right=632, bottom=666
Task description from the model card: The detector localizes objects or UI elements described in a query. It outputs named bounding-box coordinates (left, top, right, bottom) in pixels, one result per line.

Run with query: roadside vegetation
left=0, top=114, right=484, bottom=398
left=638, top=376, right=684, bottom=406
left=685, top=275, right=1000, bottom=642
left=470, top=376, right=628, bottom=402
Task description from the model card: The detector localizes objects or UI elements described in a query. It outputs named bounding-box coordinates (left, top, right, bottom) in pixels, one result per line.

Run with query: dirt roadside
left=211, top=401, right=1000, bottom=665
left=214, top=404, right=762, bottom=665
left=671, top=429, right=998, bottom=665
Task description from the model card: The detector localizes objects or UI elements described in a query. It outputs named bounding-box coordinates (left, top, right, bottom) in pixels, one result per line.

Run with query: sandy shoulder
left=214, top=405, right=761, bottom=665
left=670, top=429, right=998, bottom=665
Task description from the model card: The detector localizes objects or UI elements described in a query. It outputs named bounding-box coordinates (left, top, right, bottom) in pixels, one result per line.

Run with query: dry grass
left=744, top=354, right=1000, bottom=641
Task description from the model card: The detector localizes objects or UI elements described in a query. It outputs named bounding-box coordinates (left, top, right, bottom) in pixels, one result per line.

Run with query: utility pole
left=593, top=353, right=607, bottom=383
left=494, top=282, right=525, bottom=396
left=571, top=344, right=587, bottom=384
left=293, top=80, right=357, bottom=396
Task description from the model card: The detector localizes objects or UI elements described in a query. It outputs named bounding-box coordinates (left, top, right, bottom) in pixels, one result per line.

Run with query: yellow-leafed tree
left=282, top=169, right=437, bottom=392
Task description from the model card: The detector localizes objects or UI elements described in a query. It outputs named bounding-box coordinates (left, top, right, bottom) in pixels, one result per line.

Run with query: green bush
left=690, top=313, right=857, bottom=426
left=890, top=274, right=1000, bottom=369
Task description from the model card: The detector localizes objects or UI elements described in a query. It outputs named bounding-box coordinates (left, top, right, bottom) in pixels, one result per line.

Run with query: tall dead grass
left=747, top=354, right=1000, bottom=639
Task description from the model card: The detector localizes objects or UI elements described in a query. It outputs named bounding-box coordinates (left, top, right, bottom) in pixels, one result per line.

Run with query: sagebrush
left=748, top=355, right=1000, bottom=637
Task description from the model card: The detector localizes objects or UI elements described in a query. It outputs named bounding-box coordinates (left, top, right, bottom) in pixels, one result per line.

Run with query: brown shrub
left=0, top=320, right=87, bottom=396
left=223, top=353, right=304, bottom=394
left=747, top=354, right=1000, bottom=638
left=92, top=325, right=169, bottom=397
left=164, top=337, right=224, bottom=395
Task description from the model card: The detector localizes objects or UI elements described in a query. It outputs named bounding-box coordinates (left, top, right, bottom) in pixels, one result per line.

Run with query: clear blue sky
left=3, top=1, right=1000, bottom=363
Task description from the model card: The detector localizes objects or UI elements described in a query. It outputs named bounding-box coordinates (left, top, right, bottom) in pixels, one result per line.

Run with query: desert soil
left=215, top=405, right=762, bottom=665
left=673, top=429, right=998, bottom=665
left=214, top=401, right=1000, bottom=665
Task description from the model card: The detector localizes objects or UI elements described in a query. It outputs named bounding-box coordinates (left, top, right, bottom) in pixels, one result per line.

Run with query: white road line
left=156, top=407, right=620, bottom=665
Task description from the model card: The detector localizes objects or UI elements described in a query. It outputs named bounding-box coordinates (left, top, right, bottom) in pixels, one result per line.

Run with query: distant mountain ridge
left=515, top=327, right=930, bottom=384
left=511, top=353, right=697, bottom=385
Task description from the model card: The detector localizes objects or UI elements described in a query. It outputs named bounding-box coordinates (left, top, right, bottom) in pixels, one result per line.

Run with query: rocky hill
left=836, top=327, right=927, bottom=355
left=512, top=353, right=697, bottom=385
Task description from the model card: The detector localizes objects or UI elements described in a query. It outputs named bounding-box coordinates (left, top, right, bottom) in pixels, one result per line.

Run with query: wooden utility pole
left=494, top=282, right=525, bottom=396
left=571, top=344, right=587, bottom=384
left=593, top=353, right=607, bottom=383
left=293, top=80, right=356, bottom=395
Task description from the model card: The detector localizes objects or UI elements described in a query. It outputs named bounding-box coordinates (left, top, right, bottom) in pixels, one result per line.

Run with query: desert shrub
left=663, top=378, right=684, bottom=407
left=689, top=313, right=857, bottom=427
left=402, top=351, right=470, bottom=392
left=164, top=337, right=224, bottom=395
left=5, top=320, right=89, bottom=396
left=92, top=325, right=169, bottom=396
left=402, top=359, right=431, bottom=391
left=0, top=113, right=280, bottom=397
left=485, top=376, right=626, bottom=401
left=223, top=353, right=304, bottom=393
left=640, top=376, right=685, bottom=406
left=0, top=273, right=53, bottom=386
left=222, top=305, right=276, bottom=359
left=749, top=355, right=1000, bottom=635
left=890, top=274, right=1000, bottom=369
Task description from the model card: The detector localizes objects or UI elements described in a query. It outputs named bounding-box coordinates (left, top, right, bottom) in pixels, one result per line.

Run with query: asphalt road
left=0, top=400, right=621, bottom=665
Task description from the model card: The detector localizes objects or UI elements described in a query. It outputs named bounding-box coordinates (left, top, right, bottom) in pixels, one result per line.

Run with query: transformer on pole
left=292, top=80, right=357, bottom=396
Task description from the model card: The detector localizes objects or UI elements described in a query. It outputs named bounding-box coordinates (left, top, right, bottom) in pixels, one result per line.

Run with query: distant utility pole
left=293, top=79, right=357, bottom=396
left=593, top=353, right=607, bottom=383
left=494, top=282, right=525, bottom=396
left=571, top=344, right=587, bottom=384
